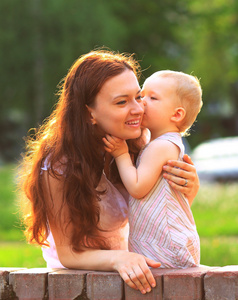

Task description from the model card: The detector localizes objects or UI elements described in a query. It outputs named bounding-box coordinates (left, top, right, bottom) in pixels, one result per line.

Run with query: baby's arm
left=104, top=136, right=180, bottom=199
left=103, top=134, right=129, bottom=158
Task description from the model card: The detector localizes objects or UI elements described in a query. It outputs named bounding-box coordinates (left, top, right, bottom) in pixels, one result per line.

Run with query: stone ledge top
left=1, top=266, right=238, bottom=300
left=1, top=265, right=238, bottom=275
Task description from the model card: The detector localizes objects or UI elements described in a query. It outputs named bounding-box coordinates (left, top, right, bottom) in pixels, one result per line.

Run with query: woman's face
left=89, top=69, right=144, bottom=140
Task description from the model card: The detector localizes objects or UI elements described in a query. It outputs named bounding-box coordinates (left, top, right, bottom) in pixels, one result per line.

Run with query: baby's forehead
left=142, top=74, right=175, bottom=89
left=142, top=75, right=158, bottom=86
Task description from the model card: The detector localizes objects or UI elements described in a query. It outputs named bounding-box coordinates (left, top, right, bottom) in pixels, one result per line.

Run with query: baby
left=103, top=70, right=203, bottom=268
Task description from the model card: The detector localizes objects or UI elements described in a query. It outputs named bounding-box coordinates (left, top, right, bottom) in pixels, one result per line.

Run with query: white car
left=191, top=136, right=238, bottom=182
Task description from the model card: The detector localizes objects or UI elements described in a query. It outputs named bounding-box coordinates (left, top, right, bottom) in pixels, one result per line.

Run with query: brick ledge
left=1, top=265, right=238, bottom=299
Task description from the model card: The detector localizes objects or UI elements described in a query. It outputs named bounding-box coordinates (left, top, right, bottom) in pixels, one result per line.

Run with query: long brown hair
left=19, top=50, right=141, bottom=251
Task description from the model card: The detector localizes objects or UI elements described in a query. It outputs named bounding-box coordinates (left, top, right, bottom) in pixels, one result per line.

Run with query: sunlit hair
left=151, top=70, right=203, bottom=136
left=18, top=50, right=141, bottom=251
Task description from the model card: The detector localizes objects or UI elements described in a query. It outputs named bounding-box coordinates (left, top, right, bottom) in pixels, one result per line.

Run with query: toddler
left=103, top=70, right=203, bottom=268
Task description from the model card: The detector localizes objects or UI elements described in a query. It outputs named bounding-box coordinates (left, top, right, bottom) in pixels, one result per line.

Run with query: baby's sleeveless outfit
left=41, top=159, right=129, bottom=268
left=128, top=132, right=200, bottom=268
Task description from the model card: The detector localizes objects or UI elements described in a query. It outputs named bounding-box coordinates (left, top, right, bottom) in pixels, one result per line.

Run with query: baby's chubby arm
left=103, top=136, right=180, bottom=199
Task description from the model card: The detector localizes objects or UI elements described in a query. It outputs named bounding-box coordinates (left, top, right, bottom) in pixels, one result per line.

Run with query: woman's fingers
left=114, top=251, right=159, bottom=294
left=121, top=272, right=138, bottom=291
left=163, top=160, right=196, bottom=181
left=132, top=257, right=159, bottom=293
left=128, top=257, right=160, bottom=294
left=144, top=256, right=161, bottom=269
left=164, top=159, right=195, bottom=173
left=142, top=257, right=160, bottom=288
left=162, top=157, right=200, bottom=205
left=163, top=175, right=189, bottom=193
left=132, top=266, right=152, bottom=294
left=120, top=267, right=152, bottom=294
left=126, top=270, right=148, bottom=294
left=163, top=171, right=190, bottom=186
left=162, top=169, right=192, bottom=195
left=182, top=154, right=194, bottom=165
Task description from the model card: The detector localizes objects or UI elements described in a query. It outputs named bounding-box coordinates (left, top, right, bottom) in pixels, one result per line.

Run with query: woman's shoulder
left=41, top=155, right=68, bottom=175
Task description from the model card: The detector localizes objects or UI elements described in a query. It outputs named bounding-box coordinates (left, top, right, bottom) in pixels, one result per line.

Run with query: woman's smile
left=125, top=118, right=141, bottom=127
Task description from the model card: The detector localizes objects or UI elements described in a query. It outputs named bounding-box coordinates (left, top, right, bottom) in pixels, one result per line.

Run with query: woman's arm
left=162, top=154, right=200, bottom=206
left=42, top=171, right=160, bottom=294
left=55, top=245, right=160, bottom=294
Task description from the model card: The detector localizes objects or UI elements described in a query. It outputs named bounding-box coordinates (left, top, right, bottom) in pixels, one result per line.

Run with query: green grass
left=0, top=164, right=24, bottom=241
left=200, top=236, right=238, bottom=266
left=192, top=183, right=238, bottom=237
left=191, top=182, right=238, bottom=266
left=0, top=242, right=46, bottom=268
left=0, top=164, right=238, bottom=268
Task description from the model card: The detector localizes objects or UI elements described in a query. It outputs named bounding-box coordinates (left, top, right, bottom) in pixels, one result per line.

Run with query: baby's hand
left=103, top=134, right=128, bottom=158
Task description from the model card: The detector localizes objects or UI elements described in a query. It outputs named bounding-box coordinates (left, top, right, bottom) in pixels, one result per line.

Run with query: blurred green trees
left=0, top=0, right=237, bottom=161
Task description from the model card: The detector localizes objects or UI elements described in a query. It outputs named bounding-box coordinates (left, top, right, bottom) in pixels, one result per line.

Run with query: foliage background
left=0, top=0, right=238, bottom=162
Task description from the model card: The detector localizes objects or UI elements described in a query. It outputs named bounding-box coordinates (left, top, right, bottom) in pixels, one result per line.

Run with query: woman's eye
left=151, top=97, right=158, bottom=100
left=116, top=100, right=127, bottom=105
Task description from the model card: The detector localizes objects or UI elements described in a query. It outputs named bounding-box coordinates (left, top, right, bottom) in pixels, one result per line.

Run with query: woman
left=19, top=50, right=199, bottom=295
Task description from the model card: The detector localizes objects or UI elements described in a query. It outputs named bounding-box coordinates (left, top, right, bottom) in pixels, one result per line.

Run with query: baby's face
left=141, top=75, right=180, bottom=137
left=142, top=75, right=178, bottom=103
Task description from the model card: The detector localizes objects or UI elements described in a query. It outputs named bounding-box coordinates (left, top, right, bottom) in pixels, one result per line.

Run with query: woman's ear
left=85, top=105, right=97, bottom=125
left=171, top=107, right=186, bottom=123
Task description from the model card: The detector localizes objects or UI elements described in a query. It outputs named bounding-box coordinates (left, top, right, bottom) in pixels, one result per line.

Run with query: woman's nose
left=131, top=99, right=144, bottom=115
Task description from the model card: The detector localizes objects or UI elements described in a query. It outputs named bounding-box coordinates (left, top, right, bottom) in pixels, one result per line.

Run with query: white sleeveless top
left=41, top=159, right=129, bottom=268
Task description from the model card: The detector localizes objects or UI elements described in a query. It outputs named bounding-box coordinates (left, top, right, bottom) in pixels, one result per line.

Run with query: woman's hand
left=58, top=246, right=161, bottom=295
left=162, top=154, right=199, bottom=205
left=111, top=250, right=161, bottom=294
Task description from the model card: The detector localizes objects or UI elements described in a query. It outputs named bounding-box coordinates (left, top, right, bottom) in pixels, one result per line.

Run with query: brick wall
left=1, top=265, right=238, bottom=299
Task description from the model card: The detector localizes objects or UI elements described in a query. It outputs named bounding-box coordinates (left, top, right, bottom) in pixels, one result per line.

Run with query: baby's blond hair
left=150, top=70, right=203, bottom=135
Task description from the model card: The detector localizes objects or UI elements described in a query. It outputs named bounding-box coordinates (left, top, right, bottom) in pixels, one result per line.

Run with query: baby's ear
left=171, top=107, right=186, bottom=123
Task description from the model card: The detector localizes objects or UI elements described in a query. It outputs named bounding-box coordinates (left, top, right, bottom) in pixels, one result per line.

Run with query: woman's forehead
left=99, top=69, right=140, bottom=97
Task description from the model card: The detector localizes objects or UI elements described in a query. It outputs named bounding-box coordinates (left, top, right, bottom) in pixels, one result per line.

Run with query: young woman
left=19, top=50, right=200, bottom=295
